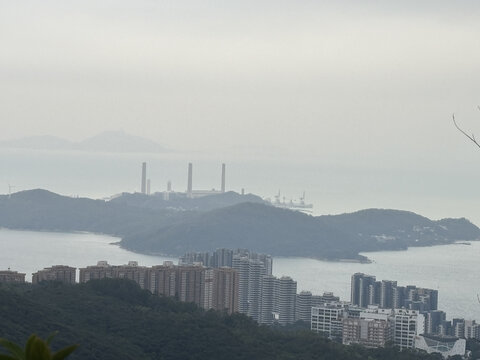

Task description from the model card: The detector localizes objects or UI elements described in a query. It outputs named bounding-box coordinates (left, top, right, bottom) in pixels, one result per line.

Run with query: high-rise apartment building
left=247, top=260, right=266, bottom=321
left=212, top=248, right=233, bottom=268
left=296, top=291, right=313, bottom=323
left=176, top=265, right=204, bottom=306
left=425, top=310, right=446, bottom=335
left=380, top=280, right=397, bottom=308
left=351, top=274, right=438, bottom=313
left=80, top=261, right=149, bottom=289
left=148, top=262, right=177, bottom=296
left=0, top=270, right=26, bottom=283
left=259, top=275, right=277, bottom=325
left=232, top=255, right=251, bottom=314
left=212, top=267, right=239, bottom=314
left=342, top=317, right=392, bottom=348
left=113, top=261, right=149, bottom=290
left=259, top=275, right=297, bottom=326
left=351, top=273, right=376, bottom=307
left=393, top=309, right=424, bottom=350
left=277, top=276, right=297, bottom=325
left=79, top=261, right=114, bottom=282
left=232, top=254, right=271, bottom=320
left=32, top=265, right=76, bottom=284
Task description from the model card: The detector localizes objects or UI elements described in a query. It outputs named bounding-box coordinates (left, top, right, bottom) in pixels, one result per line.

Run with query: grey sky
left=1, top=1, right=480, bottom=222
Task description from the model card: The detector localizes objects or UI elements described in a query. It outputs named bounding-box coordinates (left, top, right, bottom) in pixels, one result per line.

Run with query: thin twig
left=452, top=113, right=480, bottom=149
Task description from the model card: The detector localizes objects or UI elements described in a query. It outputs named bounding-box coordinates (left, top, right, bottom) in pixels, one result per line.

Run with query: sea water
left=1, top=228, right=479, bottom=321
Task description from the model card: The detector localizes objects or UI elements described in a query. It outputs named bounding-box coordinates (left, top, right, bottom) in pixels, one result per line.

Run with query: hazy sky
left=1, top=1, right=480, bottom=222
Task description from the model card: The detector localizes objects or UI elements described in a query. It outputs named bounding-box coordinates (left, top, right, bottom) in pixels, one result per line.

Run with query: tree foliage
left=0, top=279, right=443, bottom=360
left=0, top=333, right=77, bottom=360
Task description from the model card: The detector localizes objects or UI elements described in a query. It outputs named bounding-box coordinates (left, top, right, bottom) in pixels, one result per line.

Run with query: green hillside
left=1, top=189, right=479, bottom=260
left=0, top=279, right=442, bottom=360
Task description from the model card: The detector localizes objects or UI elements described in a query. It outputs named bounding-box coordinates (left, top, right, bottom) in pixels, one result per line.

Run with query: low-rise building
left=414, top=334, right=466, bottom=359
left=311, top=303, right=345, bottom=340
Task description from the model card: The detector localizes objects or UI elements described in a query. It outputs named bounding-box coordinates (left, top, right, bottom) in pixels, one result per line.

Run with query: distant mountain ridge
left=0, top=189, right=479, bottom=260
left=0, top=131, right=167, bottom=153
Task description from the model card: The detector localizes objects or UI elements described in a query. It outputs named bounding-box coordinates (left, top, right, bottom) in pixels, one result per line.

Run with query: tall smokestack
left=221, top=163, right=226, bottom=193
left=187, top=163, right=193, bottom=197
left=141, top=162, right=147, bottom=194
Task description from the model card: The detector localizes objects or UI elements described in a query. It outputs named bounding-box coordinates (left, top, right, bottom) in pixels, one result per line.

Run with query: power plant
left=140, top=162, right=227, bottom=199
left=186, top=163, right=226, bottom=198
left=141, top=162, right=147, bottom=194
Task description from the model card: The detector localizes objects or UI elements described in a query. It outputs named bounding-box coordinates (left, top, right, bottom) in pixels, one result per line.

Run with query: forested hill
left=109, top=191, right=266, bottom=211
left=1, top=189, right=479, bottom=260
left=120, top=203, right=480, bottom=260
left=0, top=279, right=443, bottom=360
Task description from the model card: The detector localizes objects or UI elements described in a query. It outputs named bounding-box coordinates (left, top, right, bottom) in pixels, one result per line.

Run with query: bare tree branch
left=453, top=113, right=480, bottom=149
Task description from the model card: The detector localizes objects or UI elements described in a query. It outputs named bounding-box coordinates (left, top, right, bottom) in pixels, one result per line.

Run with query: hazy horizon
left=1, top=1, right=480, bottom=224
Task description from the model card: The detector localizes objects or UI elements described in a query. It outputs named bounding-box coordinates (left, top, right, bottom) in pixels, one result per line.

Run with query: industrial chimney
left=187, top=163, right=193, bottom=197
left=221, top=163, right=226, bottom=193
left=141, top=162, right=147, bottom=194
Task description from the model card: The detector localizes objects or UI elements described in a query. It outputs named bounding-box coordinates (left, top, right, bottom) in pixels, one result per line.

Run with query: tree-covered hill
left=121, top=203, right=480, bottom=259
left=1, top=189, right=479, bottom=260
left=0, top=279, right=443, bottom=360
left=109, top=191, right=266, bottom=211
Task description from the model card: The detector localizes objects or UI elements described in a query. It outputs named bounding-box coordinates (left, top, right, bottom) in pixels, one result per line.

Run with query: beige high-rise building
left=212, top=267, right=239, bottom=314
left=79, top=261, right=114, bottom=282
left=80, top=261, right=149, bottom=289
left=176, top=265, right=204, bottom=306
left=113, top=261, right=149, bottom=290
left=148, top=262, right=176, bottom=296
left=0, top=269, right=26, bottom=283
left=32, top=265, right=76, bottom=284
left=79, top=261, right=239, bottom=315
left=343, top=318, right=392, bottom=348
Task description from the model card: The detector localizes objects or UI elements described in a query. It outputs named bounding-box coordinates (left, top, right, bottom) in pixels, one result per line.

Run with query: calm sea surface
left=1, top=228, right=479, bottom=321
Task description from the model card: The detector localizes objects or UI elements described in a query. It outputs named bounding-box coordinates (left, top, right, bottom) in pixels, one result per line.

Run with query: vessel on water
left=267, top=191, right=313, bottom=214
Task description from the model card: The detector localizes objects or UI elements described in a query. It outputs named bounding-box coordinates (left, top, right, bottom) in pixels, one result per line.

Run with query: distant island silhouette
left=1, top=189, right=479, bottom=261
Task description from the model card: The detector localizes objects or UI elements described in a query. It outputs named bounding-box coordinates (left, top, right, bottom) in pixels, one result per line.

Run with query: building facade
left=311, top=303, right=346, bottom=340
left=32, top=265, right=76, bottom=284
left=0, top=270, right=26, bottom=283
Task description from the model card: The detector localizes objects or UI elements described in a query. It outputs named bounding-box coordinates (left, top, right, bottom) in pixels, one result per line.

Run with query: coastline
left=1, top=226, right=478, bottom=264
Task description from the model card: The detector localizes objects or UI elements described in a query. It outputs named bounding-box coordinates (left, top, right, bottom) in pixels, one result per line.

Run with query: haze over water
left=2, top=228, right=479, bottom=321
left=2, top=148, right=480, bottom=226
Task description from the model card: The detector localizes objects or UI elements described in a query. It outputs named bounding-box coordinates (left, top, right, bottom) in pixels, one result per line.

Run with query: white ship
left=267, top=191, right=313, bottom=214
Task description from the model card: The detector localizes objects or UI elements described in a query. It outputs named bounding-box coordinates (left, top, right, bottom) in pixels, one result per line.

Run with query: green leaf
left=25, top=336, right=50, bottom=360
left=23, top=335, right=36, bottom=359
left=0, top=354, right=17, bottom=360
left=51, top=345, right=78, bottom=360
left=0, top=338, right=25, bottom=359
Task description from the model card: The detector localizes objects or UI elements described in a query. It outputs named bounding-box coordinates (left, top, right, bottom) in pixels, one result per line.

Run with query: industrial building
left=139, top=162, right=227, bottom=198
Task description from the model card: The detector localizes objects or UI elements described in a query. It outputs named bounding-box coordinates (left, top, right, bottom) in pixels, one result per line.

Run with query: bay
left=1, top=228, right=479, bottom=321
left=274, top=243, right=480, bottom=321
left=0, top=228, right=176, bottom=281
